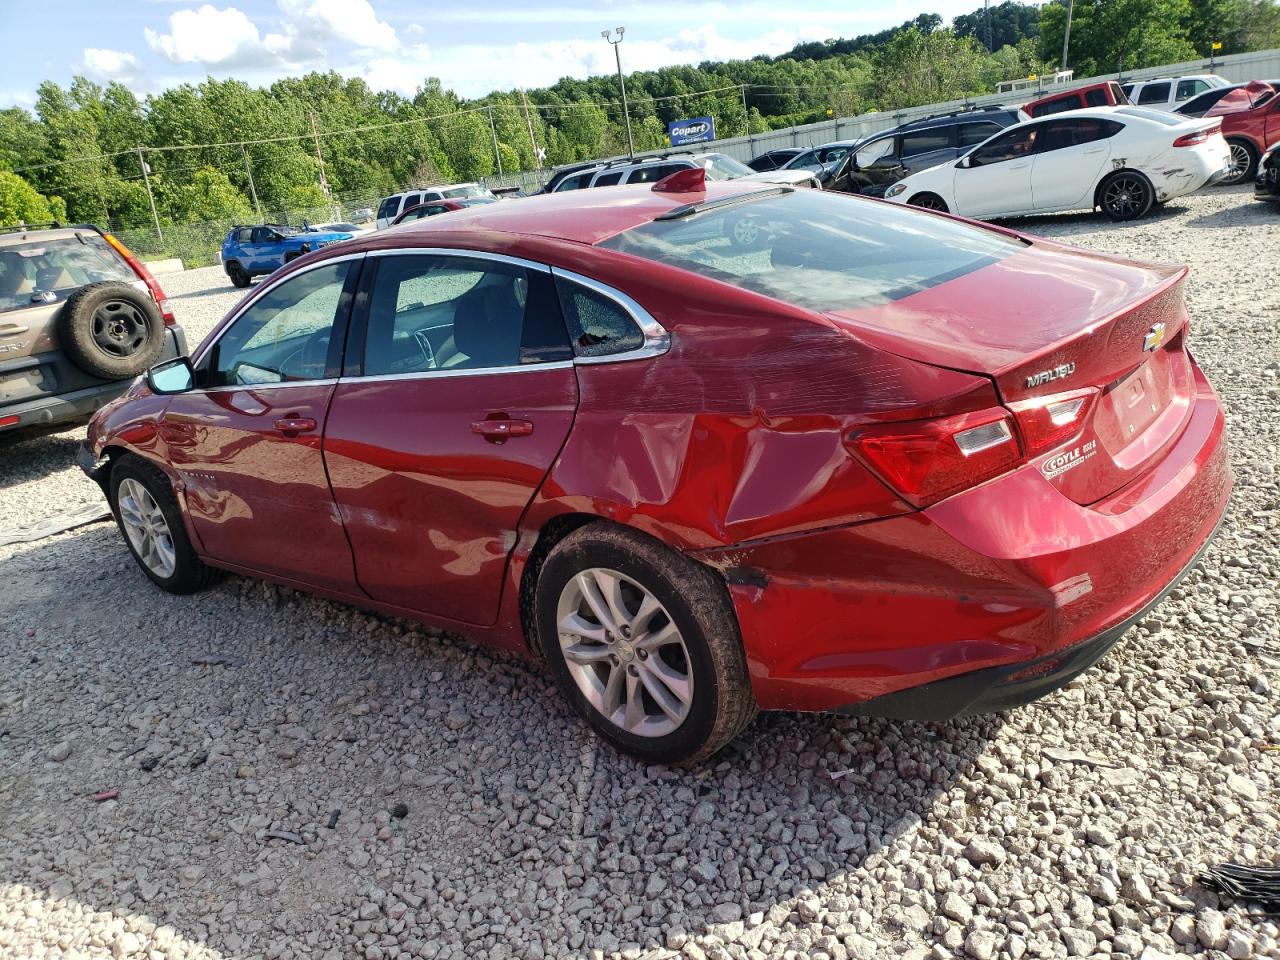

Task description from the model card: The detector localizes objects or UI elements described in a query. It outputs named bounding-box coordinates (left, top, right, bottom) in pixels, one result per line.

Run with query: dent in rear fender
left=530, top=319, right=997, bottom=549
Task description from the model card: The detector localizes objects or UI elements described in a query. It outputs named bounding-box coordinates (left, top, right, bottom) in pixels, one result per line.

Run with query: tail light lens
left=847, top=408, right=1021, bottom=508
left=1007, top=387, right=1098, bottom=457
left=1173, top=122, right=1220, bottom=147
left=103, top=232, right=175, bottom=324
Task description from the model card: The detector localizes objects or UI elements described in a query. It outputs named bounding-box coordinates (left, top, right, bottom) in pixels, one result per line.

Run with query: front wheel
left=1099, top=171, right=1154, bottom=222
left=908, top=192, right=949, bottom=212
left=226, top=261, right=250, bottom=288
left=535, top=523, right=756, bottom=765
left=1221, top=139, right=1258, bottom=185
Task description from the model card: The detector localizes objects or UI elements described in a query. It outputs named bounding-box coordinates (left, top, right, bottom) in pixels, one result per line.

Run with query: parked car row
left=80, top=171, right=1232, bottom=763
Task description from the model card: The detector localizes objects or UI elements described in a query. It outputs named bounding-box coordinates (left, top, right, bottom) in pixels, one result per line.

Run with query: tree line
left=1, top=0, right=1276, bottom=237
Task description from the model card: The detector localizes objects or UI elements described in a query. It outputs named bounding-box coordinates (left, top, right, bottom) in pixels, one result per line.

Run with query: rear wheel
left=109, top=454, right=221, bottom=595
left=1221, top=139, right=1258, bottom=185
left=908, top=192, right=949, bottom=212
left=535, top=523, right=756, bottom=765
left=227, top=261, right=250, bottom=288
left=1099, top=171, right=1154, bottom=222
left=57, top=281, right=165, bottom=380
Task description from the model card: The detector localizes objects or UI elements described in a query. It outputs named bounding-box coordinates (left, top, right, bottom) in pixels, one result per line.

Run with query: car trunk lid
left=825, top=240, right=1197, bottom=505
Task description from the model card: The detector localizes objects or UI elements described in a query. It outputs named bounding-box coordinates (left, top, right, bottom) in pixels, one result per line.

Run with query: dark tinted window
left=1037, top=118, right=1123, bottom=151
left=900, top=129, right=952, bottom=156
left=555, top=171, right=596, bottom=191
left=378, top=196, right=399, bottom=220
left=599, top=189, right=1020, bottom=312
left=957, top=122, right=1002, bottom=147
left=553, top=279, right=643, bottom=357
left=401, top=193, right=421, bottom=211
left=236, top=228, right=253, bottom=242
left=1120, top=84, right=1134, bottom=98
left=205, top=262, right=353, bottom=386
left=1178, top=87, right=1234, bottom=115
left=593, top=171, right=624, bottom=186
left=970, top=126, right=1039, bottom=165
left=250, top=227, right=274, bottom=243
left=1033, top=95, right=1081, bottom=117
left=1084, top=87, right=1110, bottom=107
left=628, top=164, right=686, bottom=184
left=0, top=235, right=134, bottom=315
left=361, top=255, right=566, bottom=375
left=1137, top=82, right=1171, bottom=104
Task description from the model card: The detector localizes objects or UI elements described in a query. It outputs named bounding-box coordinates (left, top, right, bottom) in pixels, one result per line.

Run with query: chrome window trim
left=191, top=251, right=367, bottom=370
left=550, top=268, right=671, bottom=364
left=200, top=377, right=339, bottom=394
left=364, top=247, right=551, bottom=273
left=341, top=360, right=574, bottom=385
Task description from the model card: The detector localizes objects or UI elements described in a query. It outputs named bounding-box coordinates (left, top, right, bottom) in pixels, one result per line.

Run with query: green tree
left=0, top=171, right=66, bottom=225
left=1040, top=0, right=1198, bottom=74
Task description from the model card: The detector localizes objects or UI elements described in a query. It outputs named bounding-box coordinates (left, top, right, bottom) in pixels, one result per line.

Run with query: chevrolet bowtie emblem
left=1143, top=322, right=1166, bottom=352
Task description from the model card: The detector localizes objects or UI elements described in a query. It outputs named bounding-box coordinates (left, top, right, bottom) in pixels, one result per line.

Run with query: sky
left=0, top=0, right=985, bottom=110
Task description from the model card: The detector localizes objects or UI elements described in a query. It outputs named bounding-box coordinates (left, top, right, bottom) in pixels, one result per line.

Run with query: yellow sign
left=1028, top=73, right=1038, bottom=81
left=1211, top=41, right=1223, bottom=50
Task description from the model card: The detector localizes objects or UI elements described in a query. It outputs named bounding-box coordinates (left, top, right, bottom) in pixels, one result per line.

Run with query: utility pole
left=1061, top=0, right=1075, bottom=71
left=984, top=0, right=992, bottom=51
left=136, top=147, right=162, bottom=242
left=602, top=27, right=635, bottom=158
left=520, top=90, right=543, bottom=176
left=308, top=111, right=335, bottom=217
left=487, top=107, right=504, bottom=178
left=741, top=85, right=752, bottom=141
left=240, top=142, right=262, bottom=220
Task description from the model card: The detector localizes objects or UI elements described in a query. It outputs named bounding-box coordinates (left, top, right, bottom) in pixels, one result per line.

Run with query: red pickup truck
left=1024, top=81, right=1130, bottom=118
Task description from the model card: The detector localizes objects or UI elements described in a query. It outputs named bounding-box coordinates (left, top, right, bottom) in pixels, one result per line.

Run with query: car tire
left=1221, top=139, right=1258, bottom=185
left=907, top=192, right=949, bottom=212
left=1098, top=170, right=1155, bottom=222
left=534, top=522, right=756, bottom=765
left=56, top=281, right=166, bottom=381
left=109, top=454, right=222, bottom=595
left=227, top=261, right=251, bottom=288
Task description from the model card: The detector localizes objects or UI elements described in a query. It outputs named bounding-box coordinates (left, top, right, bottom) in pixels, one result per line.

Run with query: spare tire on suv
left=56, top=281, right=166, bottom=380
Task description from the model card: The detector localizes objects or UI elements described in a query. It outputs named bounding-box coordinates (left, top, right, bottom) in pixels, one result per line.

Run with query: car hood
left=824, top=236, right=1187, bottom=403
left=304, top=231, right=354, bottom=242
left=741, top=168, right=820, bottom=186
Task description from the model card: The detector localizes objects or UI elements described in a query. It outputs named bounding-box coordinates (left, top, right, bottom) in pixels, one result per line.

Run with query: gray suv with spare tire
left=0, top=224, right=186, bottom=437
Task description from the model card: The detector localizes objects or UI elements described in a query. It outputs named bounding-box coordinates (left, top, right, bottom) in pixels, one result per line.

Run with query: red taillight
left=1173, top=123, right=1220, bottom=147
left=846, top=408, right=1021, bottom=508
left=103, top=232, right=175, bottom=325
left=0, top=414, right=19, bottom=428
left=1007, top=387, right=1098, bottom=457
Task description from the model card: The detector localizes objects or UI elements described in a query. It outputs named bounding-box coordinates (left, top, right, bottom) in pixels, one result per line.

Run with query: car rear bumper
left=696, top=361, right=1231, bottom=714
left=0, top=325, right=186, bottom=434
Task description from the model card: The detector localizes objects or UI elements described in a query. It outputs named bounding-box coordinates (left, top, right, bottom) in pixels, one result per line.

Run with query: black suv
left=825, top=105, right=1028, bottom=196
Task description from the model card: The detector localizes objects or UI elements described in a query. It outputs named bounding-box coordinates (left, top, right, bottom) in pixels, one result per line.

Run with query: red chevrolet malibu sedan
left=81, top=172, right=1230, bottom=763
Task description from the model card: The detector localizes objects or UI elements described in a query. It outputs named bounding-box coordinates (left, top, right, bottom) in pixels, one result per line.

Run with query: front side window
left=628, top=164, right=686, bottom=184
left=1137, top=82, right=1171, bottom=104
left=401, top=193, right=422, bottom=211
left=900, top=129, right=952, bottom=157
left=1176, top=79, right=1209, bottom=100
left=958, top=122, right=1001, bottom=147
left=250, top=227, right=275, bottom=243
left=1034, top=96, right=1080, bottom=116
left=969, top=126, right=1039, bottom=165
left=853, top=136, right=894, bottom=168
left=377, top=196, right=399, bottom=220
left=700, top=154, right=756, bottom=180
left=360, top=255, right=568, bottom=375
left=0, top=235, right=135, bottom=314
left=1120, top=84, right=1135, bottom=98
left=204, top=261, right=354, bottom=386
left=555, top=171, right=597, bottom=191
left=553, top=279, right=643, bottom=357
left=593, top=171, right=625, bottom=187
left=599, top=189, right=1021, bottom=312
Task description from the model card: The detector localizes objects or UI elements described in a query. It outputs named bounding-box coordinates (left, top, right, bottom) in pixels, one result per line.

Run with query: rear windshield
left=0, top=234, right=133, bottom=314
left=443, top=185, right=488, bottom=199
left=598, top=189, right=1022, bottom=311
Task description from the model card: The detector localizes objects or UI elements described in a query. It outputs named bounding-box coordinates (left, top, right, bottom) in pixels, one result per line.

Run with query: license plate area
left=1093, top=333, right=1192, bottom=468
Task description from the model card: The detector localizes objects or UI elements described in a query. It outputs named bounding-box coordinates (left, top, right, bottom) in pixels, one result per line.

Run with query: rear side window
left=555, top=171, right=596, bottom=191
left=1137, top=82, right=1170, bottom=104
left=1177, top=79, right=1209, bottom=100
left=1120, top=84, right=1135, bottom=98
left=628, top=164, right=686, bottom=184
left=900, top=130, right=952, bottom=156
left=599, top=189, right=1020, bottom=312
left=378, top=196, right=399, bottom=220
left=593, top=171, right=625, bottom=187
left=553, top=278, right=643, bottom=358
left=1038, top=118, right=1124, bottom=152
left=1084, top=87, right=1109, bottom=107
left=1034, top=95, right=1080, bottom=117
left=957, top=122, right=1001, bottom=147
left=401, top=193, right=422, bottom=211
left=0, top=235, right=134, bottom=314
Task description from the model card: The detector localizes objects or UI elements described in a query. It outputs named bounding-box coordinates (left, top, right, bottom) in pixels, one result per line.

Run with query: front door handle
left=1083, top=147, right=1106, bottom=154
left=471, top=418, right=534, bottom=442
left=274, top=417, right=317, bottom=436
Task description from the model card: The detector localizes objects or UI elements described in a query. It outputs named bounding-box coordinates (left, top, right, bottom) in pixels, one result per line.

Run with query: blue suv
left=221, top=223, right=354, bottom=288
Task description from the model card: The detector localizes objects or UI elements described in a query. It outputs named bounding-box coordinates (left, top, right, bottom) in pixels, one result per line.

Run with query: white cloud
left=144, top=4, right=283, bottom=67
left=278, top=0, right=398, bottom=50
left=79, top=48, right=145, bottom=82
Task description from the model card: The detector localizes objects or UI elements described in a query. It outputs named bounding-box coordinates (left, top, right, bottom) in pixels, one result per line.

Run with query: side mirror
left=958, top=156, right=974, bottom=169
left=146, top=356, right=195, bottom=395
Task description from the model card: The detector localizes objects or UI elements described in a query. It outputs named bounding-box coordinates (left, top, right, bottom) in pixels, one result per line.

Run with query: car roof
left=371, top=180, right=775, bottom=246
left=0, top=226, right=96, bottom=246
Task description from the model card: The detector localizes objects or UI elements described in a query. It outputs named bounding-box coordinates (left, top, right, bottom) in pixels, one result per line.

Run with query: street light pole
left=1061, top=0, right=1075, bottom=71
left=602, top=27, right=635, bottom=158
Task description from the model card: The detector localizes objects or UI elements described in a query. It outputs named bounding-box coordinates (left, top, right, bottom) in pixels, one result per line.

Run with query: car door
left=898, top=127, right=956, bottom=176
left=159, top=256, right=362, bottom=592
left=952, top=124, right=1040, bottom=217
left=246, top=227, right=280, bottom=273
left=850, top=135, right=903, bottom=190
left=322, top=251, right=579, bottom=626
left=1030, top=117, right=1120, bottom=210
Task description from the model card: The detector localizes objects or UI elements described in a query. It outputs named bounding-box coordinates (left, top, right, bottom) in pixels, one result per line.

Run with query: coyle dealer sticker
left=1041, top=439, right=1097, bottom=480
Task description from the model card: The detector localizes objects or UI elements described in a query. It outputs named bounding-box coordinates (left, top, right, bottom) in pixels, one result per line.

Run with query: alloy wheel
left=1102, top=175, right=1148, bottom=218
left=117, top=478, right=177, bottom=578
left=911, top=193, right=947, bottom=211
left=556, top=567, right=694, bottom=737
left=91, top=301, right=150, bottom=358
left=1223, top=143, right=1252, bottom=184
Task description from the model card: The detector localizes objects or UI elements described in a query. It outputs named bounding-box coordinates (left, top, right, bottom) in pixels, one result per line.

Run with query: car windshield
left=0, top=235, right=134, bottom=314
left=443, top=185, right=489, bottom=199
left=1115, top=107, right=1184, bottom=125
left=699, top=154, right=756, bottom=180
left=598, top=189, right=1022, bottom=311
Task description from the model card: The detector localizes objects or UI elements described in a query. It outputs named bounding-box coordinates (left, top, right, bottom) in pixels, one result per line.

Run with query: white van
left=375, top=183, right=496, bottom=229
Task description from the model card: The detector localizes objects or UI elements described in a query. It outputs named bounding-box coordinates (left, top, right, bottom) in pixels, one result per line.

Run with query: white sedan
left=883, top=107, right=1230, bottom=222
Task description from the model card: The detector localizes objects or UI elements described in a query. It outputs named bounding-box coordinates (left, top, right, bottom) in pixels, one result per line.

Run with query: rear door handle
left=1010, top=162, right=1030, bottom=169
left=471, top=418, right=534, bottom=442
left=1084, top=147, right=1106, bottom=154
left=274, top=417, right=317, bottom=436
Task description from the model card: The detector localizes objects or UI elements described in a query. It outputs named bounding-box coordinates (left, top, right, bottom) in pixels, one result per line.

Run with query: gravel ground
left=1, top=185, right=1277, bottom=960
